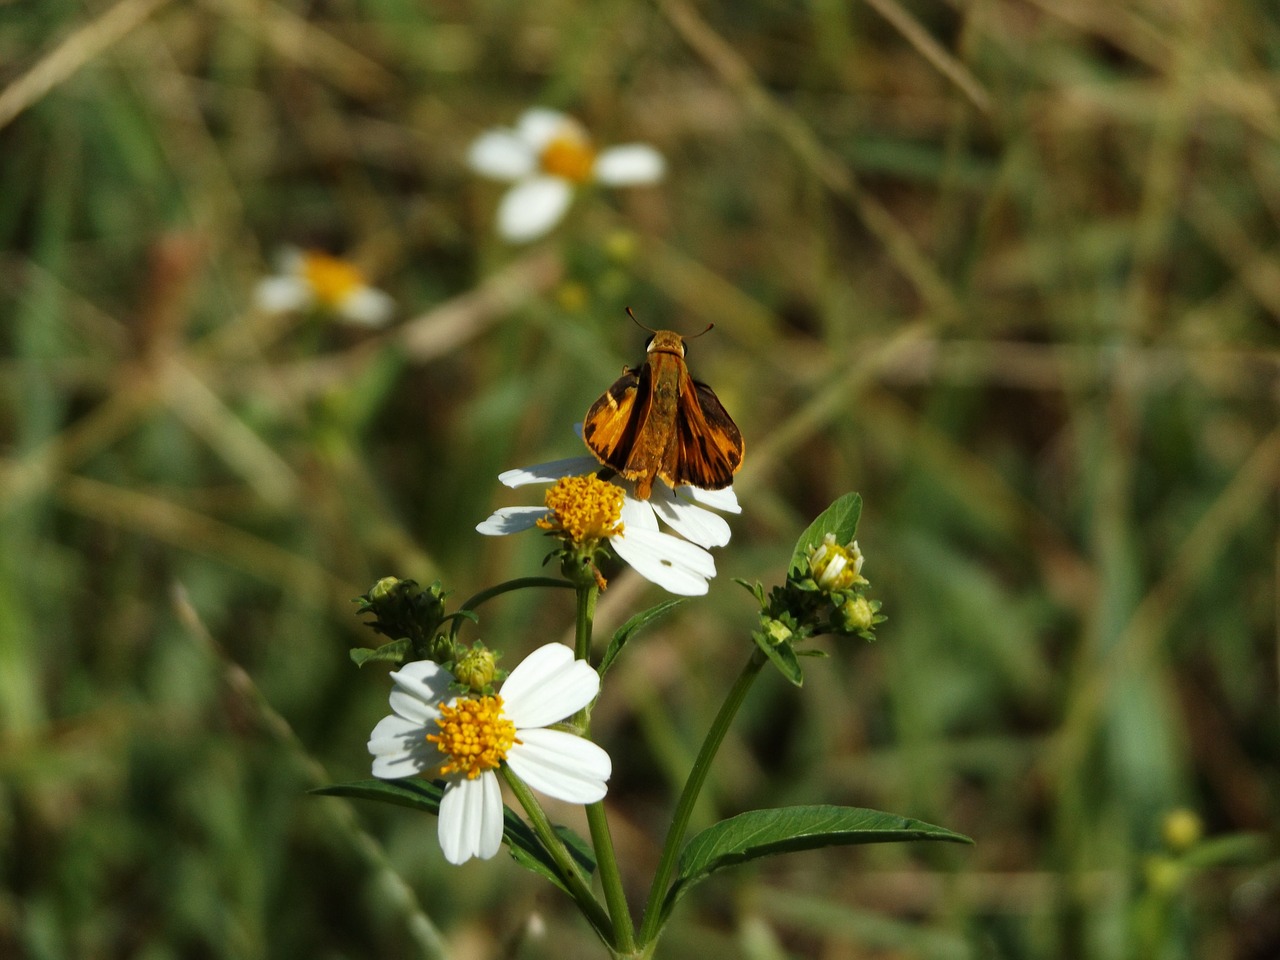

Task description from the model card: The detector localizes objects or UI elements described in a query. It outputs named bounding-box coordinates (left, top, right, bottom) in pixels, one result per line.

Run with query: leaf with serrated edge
left=600, top=598, right=686, bottom=677
left=662, top=805, right=971, bottom=922
left=314, top=779, right=595, bottom=892
left=788, top=493, right=863, bottom=576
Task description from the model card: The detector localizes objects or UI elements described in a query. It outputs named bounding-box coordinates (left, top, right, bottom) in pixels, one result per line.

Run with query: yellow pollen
left=537, top=474, right=624, bottom=546
left=427, top=695, right=519, bottom=779
left=540, top=135, right=596, bottom=183
left=301, top=251, right=365, bottom=307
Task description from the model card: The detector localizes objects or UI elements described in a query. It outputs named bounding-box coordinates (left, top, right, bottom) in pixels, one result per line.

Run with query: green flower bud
left=454, top=646, right=499, bottom=692
left=761, top=617, right=794, bottom=646
left=369, top=576, right=401, bottom=604
left=839, top=596, right=875, bottom=633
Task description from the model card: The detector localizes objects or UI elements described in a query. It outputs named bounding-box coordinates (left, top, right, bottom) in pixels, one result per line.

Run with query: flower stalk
left=501, top=767, right=614, bottom=945
left=637, top=646, right=767, bottom=945
left=573, top=577, right=636, bottom=953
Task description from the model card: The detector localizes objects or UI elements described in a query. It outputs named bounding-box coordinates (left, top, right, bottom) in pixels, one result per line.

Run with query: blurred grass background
left=2, top=0, right=1278, bottom=957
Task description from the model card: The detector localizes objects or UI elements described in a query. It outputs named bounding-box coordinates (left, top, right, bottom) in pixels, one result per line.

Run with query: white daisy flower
left=253, top=248, right=394, bottom=327
left=367, top=642, right=610, bottom=865
left=468, top=108, right=666, bottom=243
left=476, top=452, right=739, bottom=596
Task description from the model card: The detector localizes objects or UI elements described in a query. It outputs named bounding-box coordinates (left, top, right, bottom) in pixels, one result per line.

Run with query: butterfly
left=583, top=311, right=744, bottom=500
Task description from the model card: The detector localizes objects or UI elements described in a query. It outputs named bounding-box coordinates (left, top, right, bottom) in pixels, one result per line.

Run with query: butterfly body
left=584, top=329, right=743, bottom=500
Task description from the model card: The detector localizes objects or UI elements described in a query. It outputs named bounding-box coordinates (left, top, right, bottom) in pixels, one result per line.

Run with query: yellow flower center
left=537, top=473, right=624, bottom=546
left=807, top=534, right=867, bottom=592
left=301, top=251, right=365, bottom=307
left=539, top=134, right=596, bottom=183
left=427, top=695, right=519, bottom=779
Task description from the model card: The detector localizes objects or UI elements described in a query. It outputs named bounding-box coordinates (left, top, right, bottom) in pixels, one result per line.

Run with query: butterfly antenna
left=624, top=306, right=658, bottom=335
left=685, top=322, right=715, bottom=339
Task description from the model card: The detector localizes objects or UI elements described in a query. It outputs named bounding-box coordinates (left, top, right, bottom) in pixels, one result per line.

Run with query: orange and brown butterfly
left=583, top=310, right=744, bottom=500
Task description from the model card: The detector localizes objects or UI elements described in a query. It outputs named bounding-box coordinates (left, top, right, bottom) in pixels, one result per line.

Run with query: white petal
left=387, top=661, right=453, bottom=720
left=517, top=108, right=574, bottom=150
left=593, top=144, right=665, bottom=185
left=438, top=773, right=504, bottom=864
left=619, top=495, right=659, bottom=532
left=476, top=505, right=548, bottom=536
left=254, top=276, right=311, bottom=314
left=338, top=286, right=395, bottom=327
left=368, top=714, right=438, bottom=779
left=507, top=729, right=610, bottom=804
left=468, top=130, right=536, bottom=181
left=498, top=456, right=601, bottom=487
left=497, top=177, right=574, bottom=242
left=501, top=643, right=599, bottom=728
left=649, top=485, right=731, bottom=548
left=611, top=527, right=715, bottom=596
left=679, top=484, right=742, bottom=514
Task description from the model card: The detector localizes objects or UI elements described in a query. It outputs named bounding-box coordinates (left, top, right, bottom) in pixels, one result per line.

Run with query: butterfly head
left=646, top=330, right=687, bottom=357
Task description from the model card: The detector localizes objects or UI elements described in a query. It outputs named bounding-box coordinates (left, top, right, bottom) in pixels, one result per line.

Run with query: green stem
left=456, top=577, right=573, bottom=621
left=501, top=768, right=614, bottom=946
left=572, top=579, right=636, bottom=952
left=637, top=647, right=767, bottom=946
left=574, top=578, right=598, bottom=663
left=587, top=800, right=635, bottom=954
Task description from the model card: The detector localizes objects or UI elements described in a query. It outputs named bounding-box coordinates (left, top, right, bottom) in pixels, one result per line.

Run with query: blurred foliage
left=1, top=0, right=1278, bottom=958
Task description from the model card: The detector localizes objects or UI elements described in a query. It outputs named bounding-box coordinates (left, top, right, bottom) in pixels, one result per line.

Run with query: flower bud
left=1161, top=808, right=1203, bottom=853
left=839, top=596, right=875, bottom=633
left=454, top=645, right=499, bottom=692
left=761, top=617, right=794, bottom=646
left=369, top=576, right=401, bottom=604
left=807, top=534, right=867, bottom=593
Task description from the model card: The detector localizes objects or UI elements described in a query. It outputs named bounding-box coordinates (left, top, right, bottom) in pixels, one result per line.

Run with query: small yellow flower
left=807, top=533, right=868, bottom=593
left=254, top=248, right=394, bottom=327
left=468, top=108, right=665, bottom=242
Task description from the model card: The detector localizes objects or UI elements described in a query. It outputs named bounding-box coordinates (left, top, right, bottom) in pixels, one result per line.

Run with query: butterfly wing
left=670, top=377, right=744, bottom=490
left=583, top=366, right=649, bottom=475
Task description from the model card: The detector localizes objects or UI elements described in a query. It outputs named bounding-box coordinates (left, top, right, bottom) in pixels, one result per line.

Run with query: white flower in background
left=368, top=643, right=609, bottom=865
left=253, top=248, right=394, bottom=327
left=476, top=449, right=740, bottom=596
left=468, top=108, right=666, bottom=242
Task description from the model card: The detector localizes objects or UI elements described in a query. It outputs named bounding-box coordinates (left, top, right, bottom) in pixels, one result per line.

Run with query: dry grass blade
left=0, top=0, right=172, bottom=131
left=862, top=0, right=992, bottom=114
left=52, top=470, right=359, bottom=609
left=654, top=0, right=961, bottom=320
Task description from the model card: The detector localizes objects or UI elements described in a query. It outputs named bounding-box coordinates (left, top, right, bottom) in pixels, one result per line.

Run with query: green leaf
left=662, top=805, right=971, bottom=921
left=788, top=493, right=863, bottom=577
left=349, top=639, right=411, bottom=667
left=314, top=779, right=595, bottom=893
left=752, top=631, right=804, bottom=686
left=599, top=598, right=686, bottom=676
